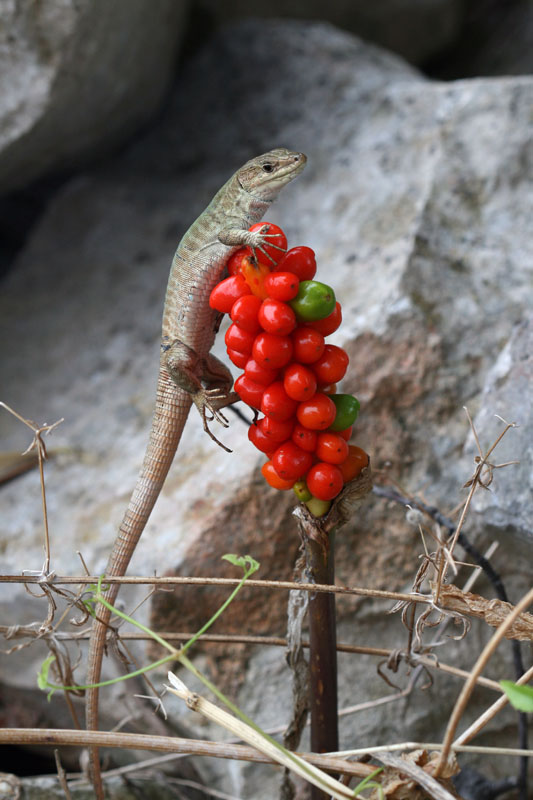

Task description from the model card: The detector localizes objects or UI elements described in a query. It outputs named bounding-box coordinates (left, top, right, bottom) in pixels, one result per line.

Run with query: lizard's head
left=237, top=148, right=307, bottom=201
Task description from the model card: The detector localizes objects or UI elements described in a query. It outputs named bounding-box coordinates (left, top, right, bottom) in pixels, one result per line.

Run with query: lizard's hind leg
left=165, top=339, right=239, bottom=451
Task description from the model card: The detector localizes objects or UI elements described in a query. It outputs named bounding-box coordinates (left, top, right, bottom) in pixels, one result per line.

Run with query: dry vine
left=0, top=402, right=529, bottom=800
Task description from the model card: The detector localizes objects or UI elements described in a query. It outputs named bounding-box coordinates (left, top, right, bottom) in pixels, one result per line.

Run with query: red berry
left=225, top=323, right=255, bottom=354
left=259, top=415, right=295, bottom=442
left=283, top=363, right=317, bottom=401
left=272, top=441, right=313, bottom=481
left=338, top=446, right=369, bottom=482
left=261, top=460, right=295, bottom=490
left=291, top=423, right=318, bottom=453
left=258, top=298, right=296, bottom=336
left=253, top=332, right=293, bottom=369
left=234, top=375, right=265, bottom=409
left=227, top=348, right=249, bottom=368
left=230, top=295, right=262, bottom=333
left=307, top=462, right=344, bottom=501
left=312, top=345, right=349, bottom=384
left=209, top=274, right=251, bottom=313
left=227, top=249, right=253, bottom=277
left=275, top=246, right=317, bottom=280
left=248, top=422, right=276, bottom=454
left=292, top=326, right=325, bottom=364
left=261, top=382, right=298, bottom=422
left=338, top=426, right=353, bottom=441
left=307, top=302, right=342, bottom=335
left=247, top=222, right=287, bottom=266
left=296, top=393, right=337, bottom=430
left=315, top=432, right=349, bottom=465
left=244, top=359, right=279, bottom=386
left=264, top=272, right=300, bottom=301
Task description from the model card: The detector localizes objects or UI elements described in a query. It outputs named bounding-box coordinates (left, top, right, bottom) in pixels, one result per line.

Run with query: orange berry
left=338, top=446, right=369, bottom=482
left=261, top=460, right=295, bottom=490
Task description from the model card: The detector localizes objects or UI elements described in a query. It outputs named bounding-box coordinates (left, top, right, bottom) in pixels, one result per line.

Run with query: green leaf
left=500, top=680, right=533, bottom=712
left=222, top=554, right=260, bottom=575
left=37, top=654, right=57, bottom=701
left=222, top=553, right=242, bottom=566
left=242, top=555, right=260, bottom=574
left=37, top=654, right=55, bottom=689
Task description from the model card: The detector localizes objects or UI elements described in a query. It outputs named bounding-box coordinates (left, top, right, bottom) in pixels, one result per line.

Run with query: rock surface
left=0, top=0, right=186, bottom=194
left=1, top=18, right=532, bottom=797
left=468, top=317, right=533, bottom=547
left=197, top=0, right=464, bottom=64
left=3, top=774, right=191, bottom=799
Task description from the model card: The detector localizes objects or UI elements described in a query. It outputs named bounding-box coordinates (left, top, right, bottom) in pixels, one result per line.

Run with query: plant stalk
left=304, top=528, right=339, bottom=800
left=295, top=464, right=373, bottom=799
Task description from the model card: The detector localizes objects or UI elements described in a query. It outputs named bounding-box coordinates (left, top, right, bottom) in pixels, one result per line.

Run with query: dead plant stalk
left=436, top=585, right=533, bottom=775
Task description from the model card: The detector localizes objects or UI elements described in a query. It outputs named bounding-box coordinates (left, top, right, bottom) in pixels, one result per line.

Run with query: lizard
left=85, top=148, right=307, bottom=797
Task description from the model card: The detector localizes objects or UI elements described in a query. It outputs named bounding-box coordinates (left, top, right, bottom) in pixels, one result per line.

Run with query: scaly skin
left=85, top=148, right=306, bottom=797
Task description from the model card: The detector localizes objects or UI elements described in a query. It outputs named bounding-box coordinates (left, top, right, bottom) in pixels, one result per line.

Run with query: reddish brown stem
left=304, top=530, right=339, bottom=800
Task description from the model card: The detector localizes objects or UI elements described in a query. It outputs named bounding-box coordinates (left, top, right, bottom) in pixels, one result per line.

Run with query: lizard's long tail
left=85, top=366, right=192, bottom=798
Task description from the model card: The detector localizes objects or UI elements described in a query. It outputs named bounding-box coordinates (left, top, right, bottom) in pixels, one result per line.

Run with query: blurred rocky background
left=0, top=1, right=532, bottom=798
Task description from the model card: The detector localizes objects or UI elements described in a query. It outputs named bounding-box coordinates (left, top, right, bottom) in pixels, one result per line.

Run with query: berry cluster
left=209, top=222, right=368, bottom=517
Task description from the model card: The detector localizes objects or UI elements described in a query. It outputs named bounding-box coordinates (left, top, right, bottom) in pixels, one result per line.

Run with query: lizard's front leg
left=218, top=224, right=286, bottom=264
left=164, top=339, right=238, bottom=452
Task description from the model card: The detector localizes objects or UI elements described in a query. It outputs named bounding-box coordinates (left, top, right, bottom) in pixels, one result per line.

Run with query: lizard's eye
left=262, top=163, right=274, bottom=173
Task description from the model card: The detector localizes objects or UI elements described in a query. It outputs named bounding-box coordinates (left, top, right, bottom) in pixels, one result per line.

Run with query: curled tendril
left=377, top=648, right=434, bottom=691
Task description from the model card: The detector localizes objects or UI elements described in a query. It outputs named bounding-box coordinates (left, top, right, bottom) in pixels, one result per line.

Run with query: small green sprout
left=352, top=766, right=384, bottom=798
left=37, top=555, right=260, bottom=694
left=500, top=680, right=533, bottom=712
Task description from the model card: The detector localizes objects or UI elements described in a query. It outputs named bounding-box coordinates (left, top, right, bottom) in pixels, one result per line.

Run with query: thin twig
left=374, top=456, right=528, bottom=796
left=447, top=410, right=517, bottom=560
left=330, top=742, right=533, bottom=759
left=0, top=573, right=434, bottom=602
left=63, top=738, right=533, bottom=790
left=54, top=749, right=73, bottom=800
left=454, top=661, right=533, bottom=747
left=0, top=627, right=501, bottom=690
left=267, top=687, right=414, bottom=736
left=0, top=402, right=63, bottom=575
left=384, top=428, right=528, bottom=790
left=436, top=586, right=533, bottom=776
left=0, top=728, right=375, bottom=778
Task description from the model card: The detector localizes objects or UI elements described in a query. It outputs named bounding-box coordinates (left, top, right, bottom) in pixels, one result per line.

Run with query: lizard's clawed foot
left=245, top=224, right=287, bottom=264
left=192, top=388, right=240, bottom=452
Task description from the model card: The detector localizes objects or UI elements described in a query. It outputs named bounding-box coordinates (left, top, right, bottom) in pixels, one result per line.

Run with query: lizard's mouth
left=243, top=149, right=307, bottom=200
left=270, top=150, right=307, bottom=182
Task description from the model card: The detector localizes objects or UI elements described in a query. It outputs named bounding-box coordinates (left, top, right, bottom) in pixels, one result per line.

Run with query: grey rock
left=1, top=19, right=532, bottom=797
left=16, top=774, right=190, bottom=799
left=197, top=0, right=464, bottom=64
left=0, top=0, right=187, bottom=194
left=468, top=318, right=533, bottom=548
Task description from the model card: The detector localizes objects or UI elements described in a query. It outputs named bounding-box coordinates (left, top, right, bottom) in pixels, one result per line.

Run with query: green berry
left=289, top=280, right=336, bottom=322
left=328, top=394, right=360, bottom=431
left=293, top=480, right=312, bottom=502
left=305, top=496, right=332, bottom=517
